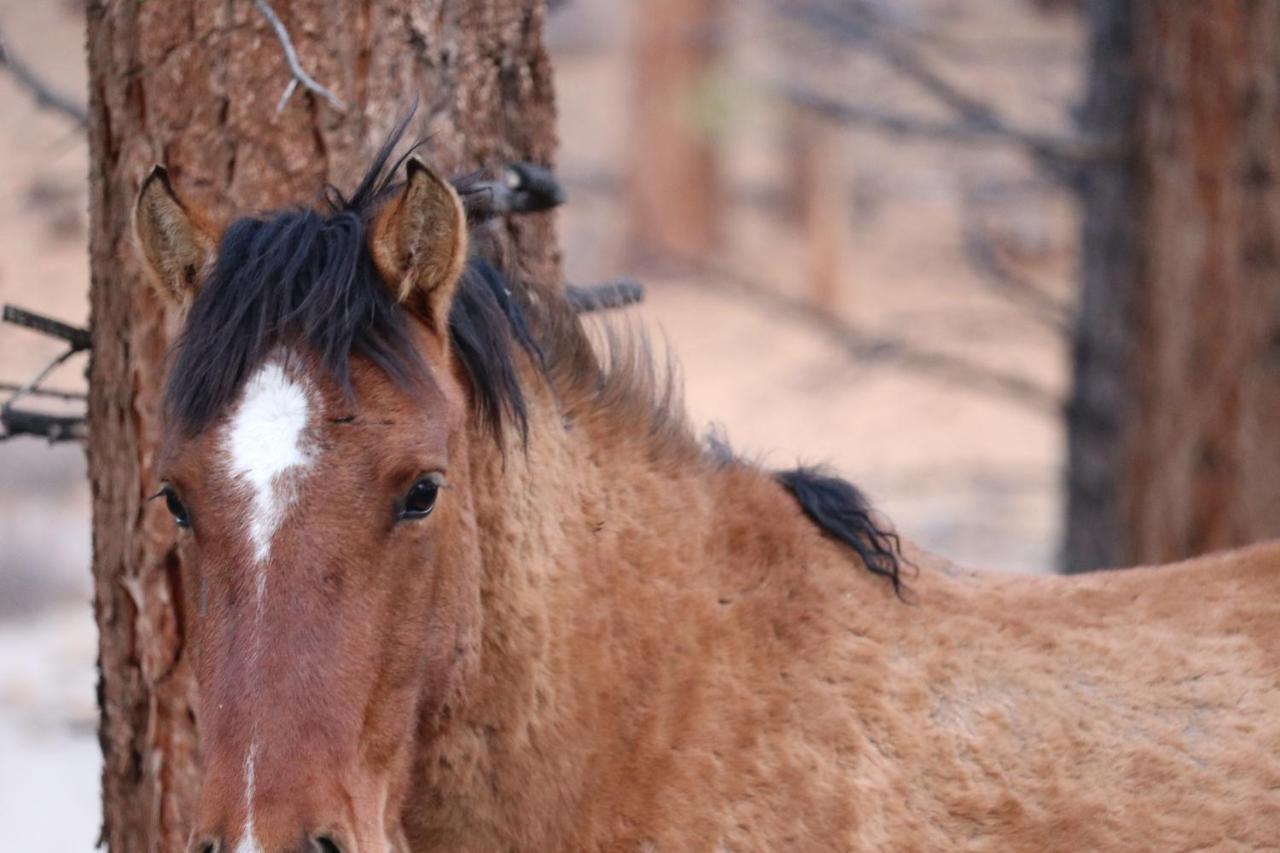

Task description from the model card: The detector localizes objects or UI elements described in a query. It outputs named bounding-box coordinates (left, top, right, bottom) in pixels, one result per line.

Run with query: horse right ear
left=368, top=157, right=467, bottom=333
left=134, top=165, right=215, bottom=304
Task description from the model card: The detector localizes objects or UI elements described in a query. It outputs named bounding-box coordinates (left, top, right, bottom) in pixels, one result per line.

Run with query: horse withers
left=135, top=133, right=1280, bottom=851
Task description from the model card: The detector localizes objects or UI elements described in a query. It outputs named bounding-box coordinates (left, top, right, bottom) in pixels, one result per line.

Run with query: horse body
left=407, top=365, right=1280, bottom=851
left=132, top=127, right=1280, bottom=851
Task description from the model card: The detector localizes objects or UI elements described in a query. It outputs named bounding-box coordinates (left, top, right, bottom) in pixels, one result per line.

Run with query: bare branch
left=459, top=163, right=567, bottom=222
left=567, top=279, right=645, bottom=313
left=959, top=223, right=1072, bottom=334
left=3, top=305, right=91, bottom=351
left=1, top=305, right=90, bottom=440
left=674, top=256, right=1060, bottom=416
left=4, top=347, right=79, bottom=409
left=0, top=382, right=84, bottom=401
left=775, top=83, right=1119, bottom=165
left=0, top=27, right=87, bottom=127
left=253, top=0, right=347, bottom=114
left=772, top=1, right=1123, bottom=168
left=0, top=406, right=86, bottom=443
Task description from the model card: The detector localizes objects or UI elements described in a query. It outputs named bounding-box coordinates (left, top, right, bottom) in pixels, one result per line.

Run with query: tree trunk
left=626, top=0, right=723, bottom=262
left=1062, top=0, right=1139, bottom=572
left=84, top=2, right=557, bottom=848
left=1063, top=0, right=1280, bottom=571
left=783, top=100, right=847, bottom=313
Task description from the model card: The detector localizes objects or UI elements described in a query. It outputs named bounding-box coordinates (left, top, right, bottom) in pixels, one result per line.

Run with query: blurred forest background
left=2, top=0, right=1277, bottom=849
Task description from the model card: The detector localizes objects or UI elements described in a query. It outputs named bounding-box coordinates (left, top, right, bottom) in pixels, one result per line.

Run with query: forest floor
left=0, top=0, right=1080, bottom=847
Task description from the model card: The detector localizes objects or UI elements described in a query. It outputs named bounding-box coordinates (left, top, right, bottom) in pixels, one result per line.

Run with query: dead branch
left=776, top=83, right=1118, bottom=166
left=773, top=1, right=1122, bottom=169
left=674, top=256, right=1060, bottom=416
left=253, top=0, right=347, bottom=114
left=0, top=381, right=84, bottom=401
left=959, top=223, right=1072, bottom=334
left=0, top=26, right=87, bottom=127
left=3, top=305, right=91, bottom=351
left=459, top=163, right=567, bottom=222
left=568, top=279, right=645, bottom=313
left=5, top=347, right=78, bottom=407
left=0, top=406, right=86, bottom=443
left=2, top=305, right=90, bottom=441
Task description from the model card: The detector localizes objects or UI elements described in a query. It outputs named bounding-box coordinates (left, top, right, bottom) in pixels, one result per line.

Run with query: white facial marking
left=222, top=357, right=318, bottom=852
left=225, top=360, right=315, bottom=563
left=234, top=743, right=262, bottom=853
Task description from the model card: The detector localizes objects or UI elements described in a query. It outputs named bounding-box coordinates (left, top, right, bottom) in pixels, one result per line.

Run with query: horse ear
left=369, top=157, right=467, bottom=330
left=134, top=166, right=216, bottom=304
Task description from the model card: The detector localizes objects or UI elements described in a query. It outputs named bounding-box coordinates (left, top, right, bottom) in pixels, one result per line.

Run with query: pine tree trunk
left=1063, top=0, right=1280, bottom=572
left=84, top=1, right=557, bottom=847
left=1062, top=0, right=1138, bottom=572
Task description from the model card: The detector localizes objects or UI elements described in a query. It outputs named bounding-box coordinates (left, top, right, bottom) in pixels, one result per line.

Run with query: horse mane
left=163, top=120, right=903, bottom=591
left=775, top=467, right=905, bottom=595
left=164, top=121, right=537, bottom=444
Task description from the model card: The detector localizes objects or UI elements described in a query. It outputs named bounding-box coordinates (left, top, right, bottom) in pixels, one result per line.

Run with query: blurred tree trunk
left=84, top=1, right=557, bottom=848
left=784, top=100, right=847, bottom=313
left=1064, top=0, right=1280, bottom=571
left=627, top=0, right=723, bottom=261
left=1062, top=0, right=1138, bottom=572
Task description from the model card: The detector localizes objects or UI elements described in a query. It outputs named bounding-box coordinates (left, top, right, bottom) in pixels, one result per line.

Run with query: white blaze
left=225, top=360, right=314, bottom=562
left=233, top=743, right=262, bottom=853
left=222, top=358, right=317, bottom=853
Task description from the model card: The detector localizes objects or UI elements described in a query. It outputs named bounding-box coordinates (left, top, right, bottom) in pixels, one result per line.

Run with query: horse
left=134, top=127, right=1280, bottom=853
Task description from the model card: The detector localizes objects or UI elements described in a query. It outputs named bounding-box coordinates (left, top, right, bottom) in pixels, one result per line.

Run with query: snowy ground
left=0, top=607, right=101, bottom=853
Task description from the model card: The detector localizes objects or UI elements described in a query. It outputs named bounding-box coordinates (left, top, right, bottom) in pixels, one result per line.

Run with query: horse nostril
left=311, top=835, right=343, bottom=853
left=192, top=840, right=220, bottom=853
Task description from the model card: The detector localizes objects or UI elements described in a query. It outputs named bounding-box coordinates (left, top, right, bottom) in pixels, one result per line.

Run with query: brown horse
left=135, top=131, right=1280, bottom=852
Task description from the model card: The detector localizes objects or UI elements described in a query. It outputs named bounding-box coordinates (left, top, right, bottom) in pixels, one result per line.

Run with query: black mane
left=164, top=124, right=535, bottom=443
left=776, top=467, right=905, bottom=595
left=164, top=122, right=903, bottom=595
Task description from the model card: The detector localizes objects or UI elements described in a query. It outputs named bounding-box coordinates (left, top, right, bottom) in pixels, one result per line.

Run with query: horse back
left=851, top=540, right=1280, bottom=850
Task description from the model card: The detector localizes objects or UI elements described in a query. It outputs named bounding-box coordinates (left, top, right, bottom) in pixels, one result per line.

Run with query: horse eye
left=162, top=487, right=192, bottom=528
left=399, top=476, right=440, bottom=521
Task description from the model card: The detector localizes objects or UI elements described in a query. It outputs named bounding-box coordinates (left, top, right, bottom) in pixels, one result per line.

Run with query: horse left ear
left=135, top=165, right=216, bottom=305
left=370, top=157, right=468, bottom=330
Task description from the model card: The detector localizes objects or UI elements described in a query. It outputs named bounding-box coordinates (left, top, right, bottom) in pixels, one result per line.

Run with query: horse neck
left=422, top=364, right=790, bottom=842
left=464, top=374, right=735, bottom=703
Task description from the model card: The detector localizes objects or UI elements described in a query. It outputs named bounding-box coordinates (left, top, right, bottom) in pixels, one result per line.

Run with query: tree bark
left=84, top=1, right=557, bottom=848
left=1064, top=0, right=1280, bottom=571
left=1062, top=0, right=1138, bottom=572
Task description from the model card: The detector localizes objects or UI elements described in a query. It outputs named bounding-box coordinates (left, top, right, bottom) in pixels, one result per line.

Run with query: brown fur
left=370, top=157, right=468, bottom=323
left=139, top=175, right=1280, bottom=852
left=134, top=165, right=217, bottom=304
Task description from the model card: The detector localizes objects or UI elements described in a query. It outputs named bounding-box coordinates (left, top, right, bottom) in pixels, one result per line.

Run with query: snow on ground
left=0, top=607, right=101, bottom=852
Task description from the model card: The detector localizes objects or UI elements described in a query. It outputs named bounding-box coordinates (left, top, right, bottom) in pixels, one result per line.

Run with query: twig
left=4, top=348, right=79, bottom=409
left=253, top=0, right=347, bottom=114
left=3, top=305, right=91, bottom=351
left=459, top=163, right=567, bottom=222
left=0, top=27, right=88, bottom=127
left=1, top=305, right=90, bottom=441
left=960, top=222, right=1072, bottom=334
left=672, top=256, right=1060, bottom=416
left=0, top=406, right=86, bottom=443
left=776, top=83, right=1118, bottom=165
left=567, top=279, right=645, bottom=313
left=0, top=382, right=84, bottom=401
left=773, top=1, right=1122, bottom=169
